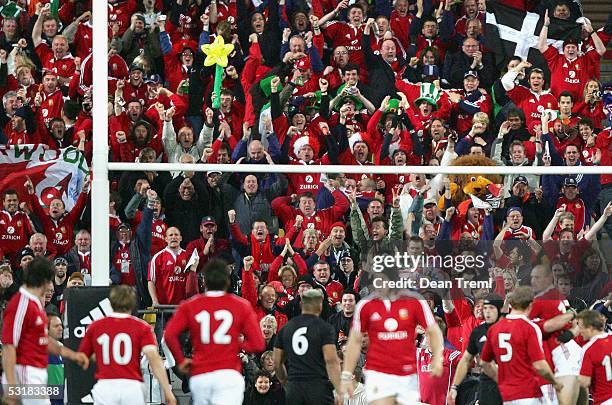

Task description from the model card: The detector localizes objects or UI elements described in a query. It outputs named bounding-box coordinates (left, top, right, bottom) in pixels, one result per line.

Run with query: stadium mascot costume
left=440, top=155, right=504, bottom=215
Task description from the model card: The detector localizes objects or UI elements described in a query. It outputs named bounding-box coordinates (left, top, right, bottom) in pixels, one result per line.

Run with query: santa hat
left=294, top=57, right=312, bottom=71
left=348, top=132, right=368, bottom=151
left=173, top=39, right=199, bottom=56
left=293, top=136, right=320, bottom=157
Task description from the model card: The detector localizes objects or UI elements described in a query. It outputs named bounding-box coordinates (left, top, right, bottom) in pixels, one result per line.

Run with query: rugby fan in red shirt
left=480, top=286, right=563, bottom=403
left=79, top=286, right=176, bottom=405
left=25, top=176, right=89, bottom=255
left=272, top=180, right=349, bottom=249
left=529, top=264, right=583, bottom=405
left=500, top=206, right=535, bottom=240
left=537, top=11, right=606, bottom=102
left=164, top=259, right=265, bottom=404
left=417, top=317, right=462, bottom=405
left=501, top=60, right=558, bottom=129
left=147, top=227, right=199, bottom=305
left=35, top=71, right=65, bottom=127
left=577, top=310, right=612, bottom=405
left=0, top=189, right=34, bottom=263
left=1, top=257, right=88, bottom=404
left=339, top=267, right=444, bottom=403
left=319, top=2, right=367, bottom=68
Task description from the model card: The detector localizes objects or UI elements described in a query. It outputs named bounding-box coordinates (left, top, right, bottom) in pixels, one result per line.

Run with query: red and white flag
left=0, top=145, right=89, bottom=211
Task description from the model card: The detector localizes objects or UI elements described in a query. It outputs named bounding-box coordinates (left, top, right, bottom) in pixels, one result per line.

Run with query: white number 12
left=195, top=310, right=233, bottom=344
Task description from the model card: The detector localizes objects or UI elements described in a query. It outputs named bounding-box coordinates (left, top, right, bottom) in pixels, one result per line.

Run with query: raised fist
left=228, top=209, right=236, bottom=223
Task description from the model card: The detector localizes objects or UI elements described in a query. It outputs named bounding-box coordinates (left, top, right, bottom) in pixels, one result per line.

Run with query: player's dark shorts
left=478, top=379, right=502, bottom=405
left=286, top=380, right=334, bottom=405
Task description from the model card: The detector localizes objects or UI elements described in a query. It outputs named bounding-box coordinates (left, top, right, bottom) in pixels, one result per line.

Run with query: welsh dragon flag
left=0, top=145, right=89, bottom=211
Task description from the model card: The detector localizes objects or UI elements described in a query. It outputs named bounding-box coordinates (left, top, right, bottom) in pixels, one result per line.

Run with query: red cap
left=330, top=222, right=346, bottom=232
left=294, top=57, right=311, bottom=71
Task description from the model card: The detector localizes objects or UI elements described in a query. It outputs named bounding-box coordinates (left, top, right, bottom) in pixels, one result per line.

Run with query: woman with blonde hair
left=575, top=79, right=605, bottom=128
left=455, top=111, right=494, bottom=156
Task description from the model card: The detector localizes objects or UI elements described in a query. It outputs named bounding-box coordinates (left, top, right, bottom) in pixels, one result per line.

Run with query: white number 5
left=499, top=333, right=513, bottom=362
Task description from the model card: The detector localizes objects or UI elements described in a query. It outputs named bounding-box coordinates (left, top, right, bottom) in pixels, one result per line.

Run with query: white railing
left=107, top=163, right=612, bottom=175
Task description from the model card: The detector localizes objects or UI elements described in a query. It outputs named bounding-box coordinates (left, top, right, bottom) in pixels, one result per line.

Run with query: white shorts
left=552, top=340, right=582, bottom=377
left=91, top=379, right=146, bottom=405
left=503, top=399, right=544, bottom=405
left=539, top=384, right=559, bottom=405
left=2, top=364, right=49, bottom=405
left=189, top=369, right=245, bottom=405
left=601, top=398, right=612, bottom=405
left=363, top=369, right=419, bottom=405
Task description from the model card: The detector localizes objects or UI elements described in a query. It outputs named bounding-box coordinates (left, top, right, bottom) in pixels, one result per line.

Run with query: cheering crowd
left=0, top=0, right=612, bottom=403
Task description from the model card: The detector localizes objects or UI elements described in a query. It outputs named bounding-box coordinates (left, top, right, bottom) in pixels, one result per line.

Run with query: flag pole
left=91, top=1, right=109, bottom=286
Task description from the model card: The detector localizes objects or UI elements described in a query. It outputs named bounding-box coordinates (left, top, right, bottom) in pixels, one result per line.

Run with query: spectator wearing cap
left=116, top=12, right=161, bottom=66
left=225, top=173, right=287, bottom=236
left=442, top=36, right=496, bottom=90
left=548, top=177, right=588, bottom=234
left=25, top=175, right=89, bottom=255
left=445, top=70, right=492, bottom=136
left=12, top=247, right=34, bottom=287
left=124, top=183, right=168, bottom=255
left=0, top=188, right=34, bottom=264
left=537, top=14, right=605, bottom=102
left=185, top=216, right=231, bottom=274
left=50, top=256, right=68, bottom=308
left=195, top=169, right=231, bottom=239
left=327, top=289, right=358, bottom=344
left=409, top=196, right=445, bottom=238
left=114, top=64, right=147, bottom=107
left=360, top=18, right=409, bottom=108
left=158, top=15, right=200, bottom=95
left=325, top=222, right=356, bottom=271
left=109, top=189, right=156, bottom=308
left=504, top=176, right=549, bottom=239
left=65, top=229, right=91, bottom=285
left=333, top=247, right=358, bottom=285
left=163, top=166, right=205, bottom=244
left=541, top=151, right=600, bottom=228
left=497, top=207, right=536, bottom=241
left=5, top=104, right=39, bottom=145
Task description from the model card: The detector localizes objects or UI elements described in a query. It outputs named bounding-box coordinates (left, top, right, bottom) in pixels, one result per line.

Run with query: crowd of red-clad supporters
left=1, top=0, right=612, bottom=403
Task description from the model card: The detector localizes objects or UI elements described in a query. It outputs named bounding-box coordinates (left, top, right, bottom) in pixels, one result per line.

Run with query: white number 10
left=603, top=354, right=611, bottom=381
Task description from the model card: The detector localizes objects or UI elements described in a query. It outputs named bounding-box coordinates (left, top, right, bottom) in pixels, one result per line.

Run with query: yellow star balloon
left=201, top=36, right=234, bottom=67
